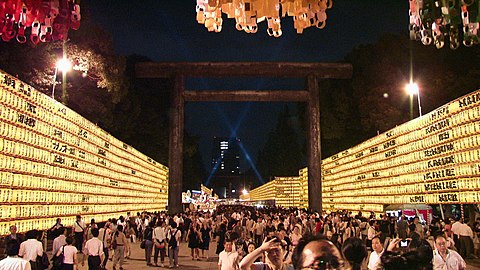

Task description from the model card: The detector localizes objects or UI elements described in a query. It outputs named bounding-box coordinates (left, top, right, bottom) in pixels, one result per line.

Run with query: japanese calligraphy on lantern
left=0, top=69, right=168, bottom=235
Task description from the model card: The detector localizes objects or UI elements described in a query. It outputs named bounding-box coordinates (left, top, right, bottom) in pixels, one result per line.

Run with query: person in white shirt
left=72, top=215, right=86, bottom=251
left=253, top=218, right=265, bottom=248
left=153, top=220, right=167, bottom=267
left=240, top=237, right=293, bottom=270
left=367, top=220, right=380, bottom=250
left=218, top=239, right=240, bottom=270
left=57, top=236, right=78, bottom=270
left=98, top=223, right=111, bottom=269
left=18, top=230, right=43, bottom=270
left=451, top=218, right=462, bottom=250
left=457, top=222, right=475, bottom=258
left=52, top=227, right=67, bottom=257
left=167, top=222, right=181, bottom=268
left=82, top=228, right=104, bottom=270
left=368, top=237, right=384, bottom=270
left=0, top=239, right=31, bottom=270
left=433, top=235, right=466, bottom=270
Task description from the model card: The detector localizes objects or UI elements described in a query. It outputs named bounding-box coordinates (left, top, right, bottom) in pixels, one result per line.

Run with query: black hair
left=381, top=240, right=433, bottom=270
left=341, top=237, right=368, bottom=270
left=5, top=239, right=20, bottom=256
left=372, top=236, right=383, bottom=244
left=292, top=233, right=344, bottom=270
left=66, top=236, right=74, bottom=245
left=116, top=225, right=124, bottom=236
left=25, top=230, right=37, bottom=239
left=91, top=228, right=99, bottom=237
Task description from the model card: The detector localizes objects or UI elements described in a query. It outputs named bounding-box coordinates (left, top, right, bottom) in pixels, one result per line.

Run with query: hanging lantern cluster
left=409, top=0, right=480, bottom=49
left=0, top=0, right=81, bottom=44
left=196, top=0, right=333, bottom=37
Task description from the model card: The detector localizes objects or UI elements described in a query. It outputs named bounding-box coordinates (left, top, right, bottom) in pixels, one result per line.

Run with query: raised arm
left=239, top=238, right=275, bottom=270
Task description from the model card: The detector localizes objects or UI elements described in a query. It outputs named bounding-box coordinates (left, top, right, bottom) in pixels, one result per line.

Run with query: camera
left=399, top=239, right=410, bottom=247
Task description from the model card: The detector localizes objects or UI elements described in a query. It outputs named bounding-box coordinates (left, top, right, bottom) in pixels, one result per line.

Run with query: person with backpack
left=18, top=230, right=43, bottom=270
left=153, top=220, right=167, bottom=267
left=72, top=215, right=86, bottom=252
left=143, top=222, right=154, bottom=266
left=112, top=225, right=127, bottom=270
left=55, top=236, right=77, bottom=270
left=167, top=222, right=181, bottom=268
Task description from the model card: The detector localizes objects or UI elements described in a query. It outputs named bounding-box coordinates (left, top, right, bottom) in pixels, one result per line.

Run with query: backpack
left=168, top=230, right=178, bottom=249
left=37, top=252, right=50, bottom=270
left=52, top=246, right=65, bottom=270
left=111, top=233, right=118, bottom=250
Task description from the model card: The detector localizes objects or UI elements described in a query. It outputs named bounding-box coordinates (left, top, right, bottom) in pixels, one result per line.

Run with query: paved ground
left=65, top=240, right=220, bottom=270
left=65, top=240, right=480, bottom=270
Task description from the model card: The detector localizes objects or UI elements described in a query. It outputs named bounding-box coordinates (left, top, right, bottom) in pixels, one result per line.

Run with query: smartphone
left=399, top=239, right=410, bottom=247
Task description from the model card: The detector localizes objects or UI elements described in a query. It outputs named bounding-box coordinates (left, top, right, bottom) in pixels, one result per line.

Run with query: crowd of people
left=1, top=205, right=479, bottom=270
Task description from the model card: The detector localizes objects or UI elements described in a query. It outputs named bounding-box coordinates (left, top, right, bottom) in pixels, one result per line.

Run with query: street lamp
left=405, top=81, right=422, bottom=117
left=52, top=57, right=72, bottom=100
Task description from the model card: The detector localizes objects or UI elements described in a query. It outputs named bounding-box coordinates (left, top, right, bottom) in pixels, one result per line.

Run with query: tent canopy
left=385, top=204, right=433, bottom=211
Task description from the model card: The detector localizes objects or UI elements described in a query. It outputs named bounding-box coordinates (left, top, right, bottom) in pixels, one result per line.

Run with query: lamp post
left=406, top=81, right=422, bottom=118
left=52, top=57, right=72, bottom=101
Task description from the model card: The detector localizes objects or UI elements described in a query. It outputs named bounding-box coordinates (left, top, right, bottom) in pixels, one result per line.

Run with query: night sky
left=83, top=1, right=409, bottom=176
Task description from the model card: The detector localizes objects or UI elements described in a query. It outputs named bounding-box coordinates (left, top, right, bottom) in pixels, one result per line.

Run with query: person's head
left=25, top=230, right=37, bottom=239
left=9, top=225, right=17, bottom=234
left=292, top=234, right=345, bottom=270
left=66, top=236, right=74, bottom=245
left=58, top=227, right=66, bottom=235
left=91, top=228, right=99, bottom=237
left=341, top=237, right=367, bottom=270
left=170, top=222, right=177, bottom=229
left=277, top=228, right=287, bottom=239
left=264, top=237, right=287, bottom=265
left=56, top=218, right=62, bottom=224
left=90, top=219, right=95, bottom=225
left=248, top=242, right=256, bottom=253
left=117, top=225, right=124, bottom=232
left=224, top=239, right=234, bottom=252
left=5, top=239, right=20, bottom=256
left=293, top=225, right=300, bottom=234
left=381, top=239, right=433, bottom=270
left=434, top=235, right=448, bottom=254
left=413, top=217, right=419, bottom=224
left=76, top=215, right=81, bottom=220
left=372, top=237, right=384, bottom=253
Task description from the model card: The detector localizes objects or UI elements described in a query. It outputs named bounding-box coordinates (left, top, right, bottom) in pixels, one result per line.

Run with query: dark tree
left=347, top=33, right=480, bottom=139
left=256, top=105, right=303, bottom=183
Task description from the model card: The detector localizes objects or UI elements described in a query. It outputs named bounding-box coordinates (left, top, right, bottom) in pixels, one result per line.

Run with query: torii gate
left=136, top=62, right=352, bottom=214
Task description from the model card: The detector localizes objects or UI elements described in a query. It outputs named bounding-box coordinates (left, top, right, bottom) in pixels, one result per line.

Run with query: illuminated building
left=210, top=137, right=241, bottom=198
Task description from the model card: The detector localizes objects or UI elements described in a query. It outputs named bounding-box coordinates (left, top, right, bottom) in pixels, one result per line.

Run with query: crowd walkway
left=54, top=239, right=480, bottom=270
left=55, top=240, right=220, bottom=270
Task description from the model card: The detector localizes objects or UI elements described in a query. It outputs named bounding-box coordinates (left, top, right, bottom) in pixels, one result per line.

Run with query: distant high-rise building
left=210, top=137, right=241, bottom=198
left=212, top=137, right=240, bottom=175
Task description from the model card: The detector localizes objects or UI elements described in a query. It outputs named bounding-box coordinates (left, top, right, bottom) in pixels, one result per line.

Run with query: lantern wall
left=0, top=70, right=168, bottom=235
left=253, top=89, right=480, bottom=213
